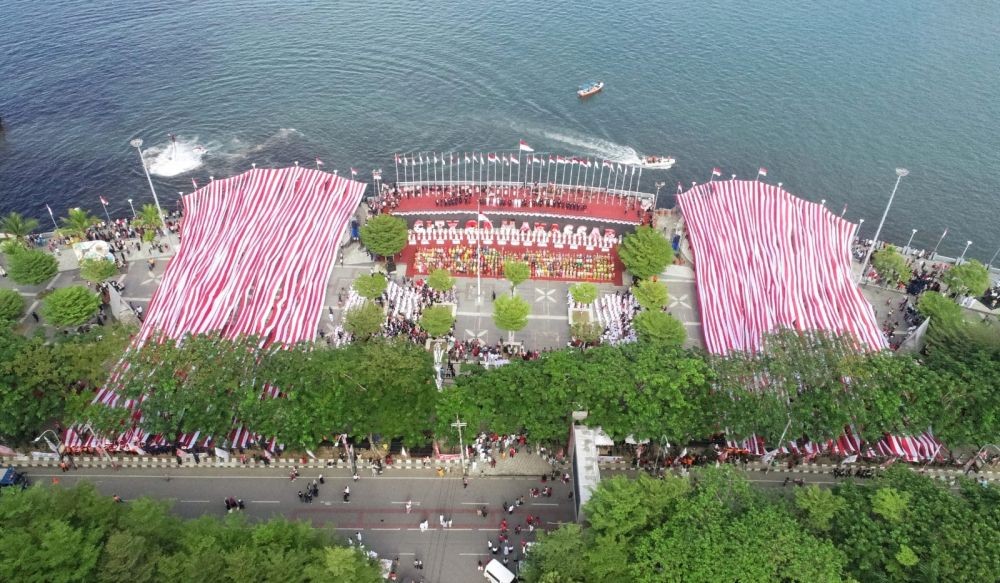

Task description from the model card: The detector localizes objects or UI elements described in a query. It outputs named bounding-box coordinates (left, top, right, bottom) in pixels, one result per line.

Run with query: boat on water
left=577, top=80, right=604, bottom=98
left=639, top=155, right=676, bottom=169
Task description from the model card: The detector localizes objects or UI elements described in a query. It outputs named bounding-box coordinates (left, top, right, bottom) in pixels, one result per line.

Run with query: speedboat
left=577, top=81, right=604, bottom=98
left=639, top=155, right=676, bottom=169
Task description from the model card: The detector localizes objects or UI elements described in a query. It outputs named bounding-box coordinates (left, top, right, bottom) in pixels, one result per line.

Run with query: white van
left=483, top=559, right=516, bottom=583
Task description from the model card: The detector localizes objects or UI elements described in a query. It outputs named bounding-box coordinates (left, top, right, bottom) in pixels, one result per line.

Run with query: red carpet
left=399, top=242, right=624, bottom=285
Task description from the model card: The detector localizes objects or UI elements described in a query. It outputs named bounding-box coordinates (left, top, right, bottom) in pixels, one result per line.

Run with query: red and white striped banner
left=678, top=180, right=885, bottom=355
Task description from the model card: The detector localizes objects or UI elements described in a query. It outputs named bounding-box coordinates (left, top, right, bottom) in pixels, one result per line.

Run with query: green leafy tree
left=870, top=245, right=910, bottom=284
left=794, top=485, right=845, bottom=531
left=343, top=301, right=384, bottom=341
left=7, top=248, right=58, bottom=284
left=942, top=259, right=990, bottom=297
left=426, top=268, right=455, bottom=293
left=618, top=226, right=673, bottom=279
left=0, top=289, right=25, bottom=321
left=419, top=305, right=454, bottom=337
left=493, top=294, right=530, bottom=342
left=79, top=258, right=119, bottom=283
left=570, top=312, right=601, bottom=345
left=352, top=273, right=387, bottom=300
left=503, top=260, right=531, bottom=295
left=60, top=207, right=101, bottom=239
left=359, top=214, right=407, bottom=259
left=916, top=291, right=962, bottom=326
left=40, top=286, right=101, bottom=327
left=134, top=203, right=162, bottom=231
left=632, top=278, right=669, bottom=310
left=569, top=282, right=598, bottom=305
left=633, top=310, right=686, bottom=346
left=0, top=211, right=40, bottom=245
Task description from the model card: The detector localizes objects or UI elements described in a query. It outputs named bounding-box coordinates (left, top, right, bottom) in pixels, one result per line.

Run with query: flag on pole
left=712, top=167, right=722, bottom=177
left=677, top=182, right=683, bottom=193
left=464, top=153, right=471, bottom=163
left=315, top=158, right=324, bottom=166
left=350, top=168, right=358, bottom=176
left=477, top=213, right=491, bottom=225
left=519, top=140, right=534, bottom=152
left=99, top=196, right=109, bottom=206
left=488, top=153, right=497, bottom=163
left=758, top=167, right=768, bottom=177
left=394, top=154, right=400, bottom=164
left=603, top=160, right=613, bottom=168
left=510, top=154, right=519, bottom=165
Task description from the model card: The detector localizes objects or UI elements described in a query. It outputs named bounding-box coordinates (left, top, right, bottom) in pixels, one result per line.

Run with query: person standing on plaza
left=343, top=485, right=351, bottom=503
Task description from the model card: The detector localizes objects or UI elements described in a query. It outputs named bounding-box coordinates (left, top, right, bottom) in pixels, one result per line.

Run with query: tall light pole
left=854, top=218, right=865, bottom=241
left=931, top=228, right=948, bottom=260
left=129, top=138, right=168, bottom=237
left=857, top=168, right=908, bottom=284
left=451, top=417, right=468, bottom=474
left=653, top=181, right=665, bottom=210
left=958, top=240, right=972, bottom=265
left=127, top=198, right=136, bottom=218
left=905, top=229, right=917, bottom=253
left=988, top=244, right=1000, bottom=271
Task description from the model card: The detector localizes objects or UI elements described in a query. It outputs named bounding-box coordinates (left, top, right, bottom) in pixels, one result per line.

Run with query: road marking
left=180, top=500, right=210, bottom=503
left=390, top=501, right=421, bottom=505
left=30, top=473, right=536, bottom=481
left=369, top=528, right=401, bottom=531
left=530, top=503, right=558, bottom=506
left=459, top=553, right=484, bottom=556
left=252, top=500, right=281, bottom=504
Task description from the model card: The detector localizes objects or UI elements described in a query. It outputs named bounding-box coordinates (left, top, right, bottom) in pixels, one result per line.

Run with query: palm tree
left=0, top=212, right=40, bottom=244
left=135, top=204, right=162, bottom=230
left=59, top=208, right=101, bottom=239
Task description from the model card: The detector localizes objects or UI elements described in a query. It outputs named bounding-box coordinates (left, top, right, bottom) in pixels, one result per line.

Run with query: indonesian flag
left=433, top=154, right=439, bottom=164
left=603, top=160, right=613, bottom=168
left=510, top=154, right=519, bottom=165
left=488, top=153, right=497, bottom=162
left=394, top=154, right=400, bottom=164
left=712, top=167, right=722, bottom=177
left=676, top=182, right=683, bottom=193
left=350, top=168, right=358, bottom=176
left=477, top=212, right=491, bottom=225
left=539, top=156, right=545, bottom=166
left=519, top=140, right=534, bottom=152
left=616, top=163, right=623, bottom=172
left=99, top=196, right=109, bottom=206
left=373, top=169, right=382, bottom=180
left=571, top=158, right=579, bottom=165
left=548, top=155, right=556, bottom=164
left=758, top=167, right=768, bottom=176
left=464, top=153, right=471, bottom=163
left=191, top=178, right=198, bottom=189
left=314, top=158, right=323, bottom=166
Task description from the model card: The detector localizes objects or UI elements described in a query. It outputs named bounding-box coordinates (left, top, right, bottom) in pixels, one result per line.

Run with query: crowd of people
left=368, top=183, right=651, bottom=223
left=586, top=290, right=640, bottom=345
left=411, top=245, right=617, bottom=282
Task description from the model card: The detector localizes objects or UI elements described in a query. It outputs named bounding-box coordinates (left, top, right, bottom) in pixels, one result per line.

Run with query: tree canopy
left=503, top=260, right=531, bottom=293
left=6, top=248, right=58, bottom=285
left=343, top=301, right=384, bottom=341
left=359, top=214, right=408, bottom=258
left=352, top=273, right=387, bottom=300
left=0, top=289, right=25, bottom=322
left=0, top=211, right=39, bottom=244
left=79, top=258, right=119, bottom=284
left=0, top=482, right=382, bottom=583
left=618, top=226, right=673, bottom=279
left=568, top=282, right=598, bottom=305
left=40, top=286, right=101, bottom=327
left=426, top=268, right=455, bottom=293
left=135, top=203, right=162, bottom=231
left=492, top=294, right=530, bottom=340
left=633, top=310, right=686, bottom=346
left=871, top=245, right=910, bottom=284
left=419, top=305, right=454, bottom=337
left=942, top=259, right=990, bottom=297
left=60, top=208, right=101, bottom=239
left=632, top=279, right=669, bottom=310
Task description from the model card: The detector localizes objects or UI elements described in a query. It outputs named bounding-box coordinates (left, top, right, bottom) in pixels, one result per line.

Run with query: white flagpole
left=635, top=166, right=643, bottom=195
left=476, top=200, right=482, bottom=303
left=47, top=204, right=59, bottom=231
left=517, top=150, right=522, bottom=185
left=394, top=155, right=399, bottom=184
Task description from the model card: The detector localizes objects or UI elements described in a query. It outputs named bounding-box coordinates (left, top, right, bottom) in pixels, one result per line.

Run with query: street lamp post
left=905, top=229, right=917, bottom=253
left=988, top=245, right=1000, bottom=271
left=129, top=138, right=169, bottom=238
left=653, top=181, right=665, bottom=210
left=958, top=240, right=972, bottom=265
left=857, top=168, right=909, bottom=284
left=33, top=430, right=62, bottom=455
left=451, top=417, right=468, bottom=474
left=854, top=218, right=865, bottom=241
left=127, top=198, right=136, bottom=218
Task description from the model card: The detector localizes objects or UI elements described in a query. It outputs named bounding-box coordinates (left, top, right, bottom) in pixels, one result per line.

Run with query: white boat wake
left=541, top=131, right=642, bottom=165
left=144, top=135, right=208, bottom=177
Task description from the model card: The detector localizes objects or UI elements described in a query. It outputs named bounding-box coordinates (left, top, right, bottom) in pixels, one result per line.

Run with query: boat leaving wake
left=144, top=135, right=208, bottom=177
left=541, top=130, right=642, bottom=165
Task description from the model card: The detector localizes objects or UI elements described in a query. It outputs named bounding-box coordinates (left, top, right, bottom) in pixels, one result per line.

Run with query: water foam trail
left=145, top=136, right=207, bottom=177
left=540, top=130, right=642, bottom=164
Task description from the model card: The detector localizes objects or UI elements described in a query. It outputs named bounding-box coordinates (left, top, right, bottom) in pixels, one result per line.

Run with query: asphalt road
left=31, top=466, right=576, bottom=583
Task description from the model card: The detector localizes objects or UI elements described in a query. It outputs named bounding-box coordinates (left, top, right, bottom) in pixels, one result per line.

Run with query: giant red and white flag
left=518, top=140, right=534, bottom=152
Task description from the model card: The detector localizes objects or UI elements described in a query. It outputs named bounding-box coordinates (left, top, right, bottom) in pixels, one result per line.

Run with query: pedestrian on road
left=405, top=499, right=412, bottom=514
left=419, top=520, right=428, bottom=532
left=353, top=472, right=360, bottom=481
left=31, top=311, right=39, bottom=322
left=298, top=490, right=303, bottom=502
left=447, top=518, right=453, bottom=528
left=343, top=486, right=351, bottom=503
left=463, top=476, right=469, bottom=488
left=318, top=474, right=325, bottom=484
left=355, top=531, right=362, bottom=543
left=413, top=559, right=423, bottom=570
left=477, top=560, right=484, bottom=572
left=0, top=265, right=6, bottom=278
left=440, top=514, right=446, bottom=528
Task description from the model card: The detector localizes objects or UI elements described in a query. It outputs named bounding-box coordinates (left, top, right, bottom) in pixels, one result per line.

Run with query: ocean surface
left=1, top=0, right=998, bottom=261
